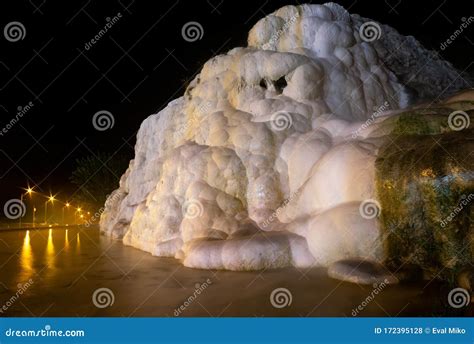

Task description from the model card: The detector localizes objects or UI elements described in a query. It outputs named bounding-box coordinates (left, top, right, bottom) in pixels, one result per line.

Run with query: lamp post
left=33, top=207, right=36, bottom=227
left=44, top=195, right=55, bottom=224
left=75, top=207, right=82, bottom=225
left=62, top=202, right=70, bottom=225
left=19, top=187, right=34, bottom=228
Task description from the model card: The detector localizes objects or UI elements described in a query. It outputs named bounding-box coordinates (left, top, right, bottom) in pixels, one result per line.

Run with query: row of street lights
left=19, top=186, right=90, bottom=228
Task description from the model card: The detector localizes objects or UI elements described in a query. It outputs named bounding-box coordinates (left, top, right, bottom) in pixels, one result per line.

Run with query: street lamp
left=19, top=186, right=35, bottom=228
left=44, top=195, right=55, bottom=224
left=62, top=202, right=70, bottom=225
left=74, top=207, right=82, bottom=225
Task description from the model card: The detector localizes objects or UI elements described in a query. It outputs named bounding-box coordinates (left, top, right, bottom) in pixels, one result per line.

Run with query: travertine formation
left=100, top=3, right=471, bottom=272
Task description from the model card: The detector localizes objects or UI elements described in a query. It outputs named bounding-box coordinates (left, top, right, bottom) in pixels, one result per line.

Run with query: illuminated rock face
left=100, top=3, right=471, bottom=271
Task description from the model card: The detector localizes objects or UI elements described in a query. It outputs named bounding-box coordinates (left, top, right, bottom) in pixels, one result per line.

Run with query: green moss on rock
left=376, top=123, right=474, bottom=280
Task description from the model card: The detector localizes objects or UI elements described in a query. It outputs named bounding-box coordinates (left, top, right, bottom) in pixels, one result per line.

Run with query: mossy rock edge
left=376, top=107, right=474, bottom=281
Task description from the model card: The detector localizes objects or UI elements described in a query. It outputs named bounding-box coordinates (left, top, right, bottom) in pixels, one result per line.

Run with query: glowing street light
left=44, top=195, right=55, bottom=224
left=75, top=207, right=82, bottom=225
left=62, top=202, right=71, bottom=225
left=20, top=185, right=35, bottom=229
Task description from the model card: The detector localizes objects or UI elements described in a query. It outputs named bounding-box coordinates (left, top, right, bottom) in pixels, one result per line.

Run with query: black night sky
left=1, top=0, right=473, bottom=212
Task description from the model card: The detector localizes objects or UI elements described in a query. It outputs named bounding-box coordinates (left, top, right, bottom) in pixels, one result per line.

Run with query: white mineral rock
left=100, top=3, right=469, bottom=270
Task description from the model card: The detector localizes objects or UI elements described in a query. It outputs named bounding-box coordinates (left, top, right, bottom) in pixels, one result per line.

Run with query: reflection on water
left=21, top=230, right=33, bottom=275
left=47, top=228, right=54, bottom=256
left=5, top=228, right=101, bottom=291
left=19, top=228, right=79, bottom=282
left=45, top=228, right=56, bottom=275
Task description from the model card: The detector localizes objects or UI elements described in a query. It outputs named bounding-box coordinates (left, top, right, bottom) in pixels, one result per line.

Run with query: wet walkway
left=0, top=228, right=468, bottom=316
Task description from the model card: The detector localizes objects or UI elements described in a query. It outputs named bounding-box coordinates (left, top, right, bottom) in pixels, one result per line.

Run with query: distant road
left=0, top=224, right=99, bottom=232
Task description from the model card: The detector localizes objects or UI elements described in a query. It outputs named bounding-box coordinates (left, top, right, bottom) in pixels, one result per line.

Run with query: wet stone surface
left=0, top=228, right=471, bottom=317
